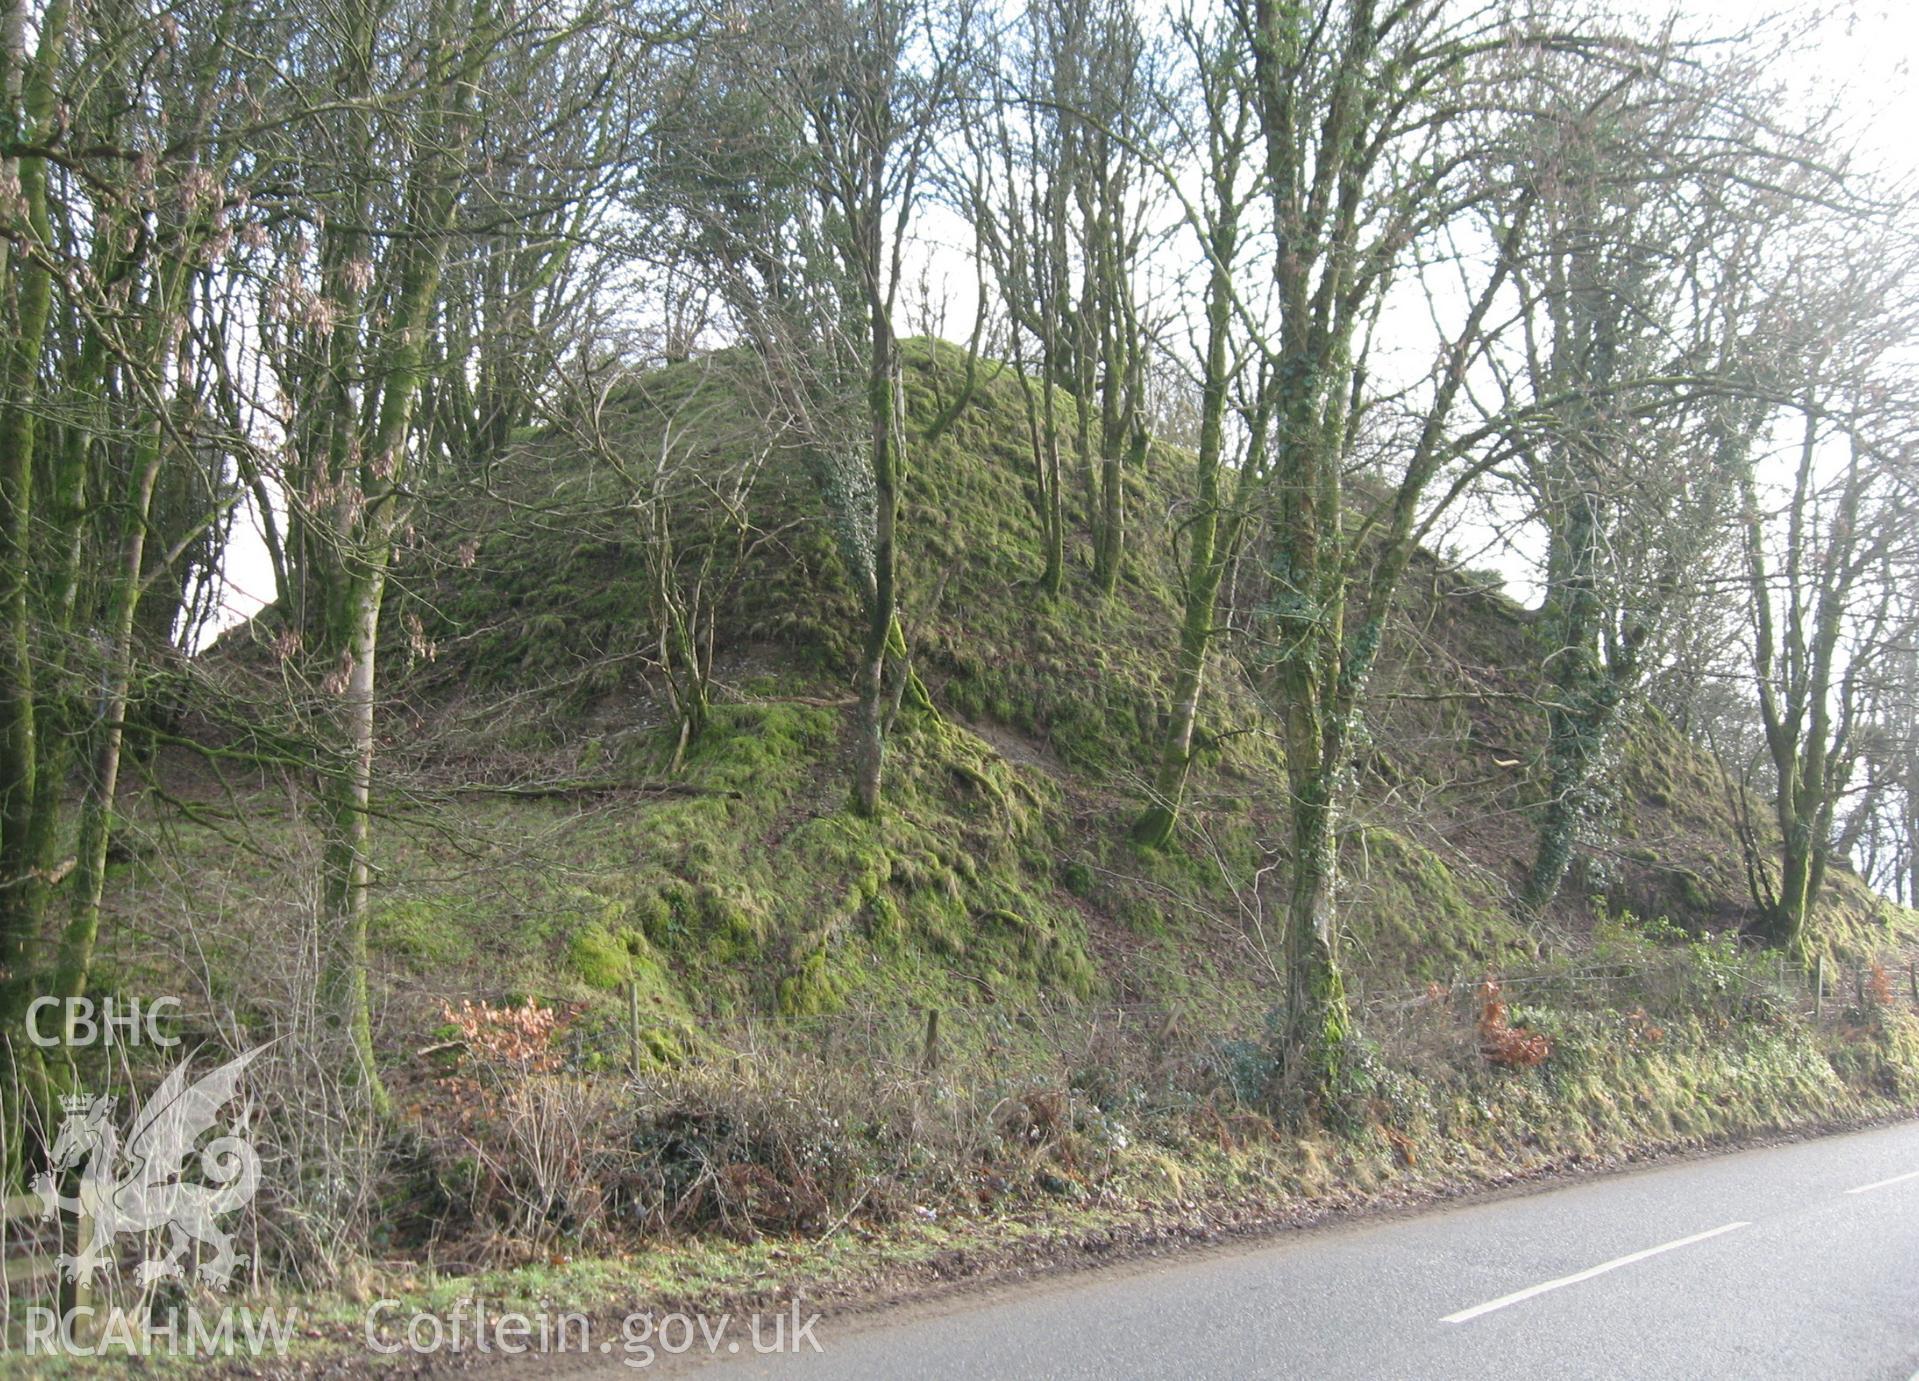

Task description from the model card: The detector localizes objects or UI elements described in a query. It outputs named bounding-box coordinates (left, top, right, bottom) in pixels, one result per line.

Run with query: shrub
left=1477, top=979, right=1551, bottom=1067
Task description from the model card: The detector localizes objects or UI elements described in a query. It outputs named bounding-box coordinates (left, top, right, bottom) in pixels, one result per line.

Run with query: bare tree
left=1131, top=8, right=1268, bottom=847
left=0, top=0, right=78, bottom=1063
left=254, top=0, right=649, bottom=1104
left=547, top=349, right=790, bottom=767
left=962, top=23, right=1068, bottom=592
left=1, top=0, right=266, bottom=1140
left=1727, top=214, right=1919, bottom=954
left=1481, top=35, right=1815, bottom=911
left=1224, top=0, right=1556, bottom=1088
left=649, top=0, right=965, bottom=817
left=423, top=25, right=642, bottom=476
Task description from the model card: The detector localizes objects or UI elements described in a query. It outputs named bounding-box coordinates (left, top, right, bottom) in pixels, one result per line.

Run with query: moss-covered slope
left=146, top=340, right=1914, bottom=1059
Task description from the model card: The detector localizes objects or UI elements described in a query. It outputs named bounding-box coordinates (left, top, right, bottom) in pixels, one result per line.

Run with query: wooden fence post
left=628, top=979, right=643, bottom=1076
left=63, top=1203, right=92, bottom=1339
left=6, top=1188, right=91, bottom=1341
left=1814, top=954, right=1825, bottom=1021
left=921, top=1008, right=941, bottom=1074
left=1152, top=1007, right=1184, bottom=1083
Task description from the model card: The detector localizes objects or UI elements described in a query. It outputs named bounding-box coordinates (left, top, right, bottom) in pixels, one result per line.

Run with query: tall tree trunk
left=320, top=567, right=389, bottom=1112
left=52, top=225, right=201, bottom=1023
left=0, top=0, right=73, bottom=1041
left=1525, top=488, right=1621, bottom=909
left=1092, top=334, right=1123, bottom=593
left=305, top=0, right=482, bottom=1108
left=55, top=424, right=166, bottom=1018
left=1759, top=813, right=1817, bottom=955
left=1133, top=224, right=1243, bottom=845
left=853, top=304, right=897, bottom=818
left=1037, top=327, right=1065, bottom=597
left=1736, top=411, right=1861, bottom=959
left=0, top=0, right=75, bottom=1177
left=1277, top=761, right=1352, bottom=1096
left=1094, top=429, right=1126, bottom=595
left=1132, top=572, right=1218, bottom=846
left=1042, top=420, right=1064, bottom=596
left=1010, top=312, right=1063, bottom=597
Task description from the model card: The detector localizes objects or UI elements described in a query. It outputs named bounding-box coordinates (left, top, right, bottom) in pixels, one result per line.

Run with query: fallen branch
left=441, top=779, right=744, bottom=801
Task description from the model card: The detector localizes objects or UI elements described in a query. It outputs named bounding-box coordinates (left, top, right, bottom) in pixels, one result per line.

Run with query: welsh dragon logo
left=32, top=1047, right=263, bottom=1290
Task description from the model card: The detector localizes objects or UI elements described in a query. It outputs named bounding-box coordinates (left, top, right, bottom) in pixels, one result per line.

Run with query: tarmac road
left=695, top=1119, right=1919, bottom=1379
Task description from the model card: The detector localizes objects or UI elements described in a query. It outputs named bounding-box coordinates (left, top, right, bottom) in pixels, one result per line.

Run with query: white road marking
left=1844, top=1169, right=1919, bottom=1195
left=1441, top=1222, right=1751, bottom=1324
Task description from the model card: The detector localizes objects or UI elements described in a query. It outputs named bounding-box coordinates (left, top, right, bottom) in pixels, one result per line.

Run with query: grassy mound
left=120, top=339, right=1915, bottom=1067
left=55, top=336, right=1919, bottom=1330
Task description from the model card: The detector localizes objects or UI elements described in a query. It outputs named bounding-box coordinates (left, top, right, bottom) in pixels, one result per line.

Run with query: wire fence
left=632, top=948, right=1919, bottom=1090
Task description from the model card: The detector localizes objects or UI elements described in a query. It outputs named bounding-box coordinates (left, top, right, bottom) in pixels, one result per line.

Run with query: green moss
left=370, top=898, right=475, bottom=967
left=567, top=924, right=634, bottom=990
left=639, top=1025, right=686, bottom=1064
left=1344, top=827, right=1532, bottom=979
left=120, top=334, right=1918, bottom=1110
left=868, top=892, right=904, bottom=947
left=777, top=948, right=849, bottom=1016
